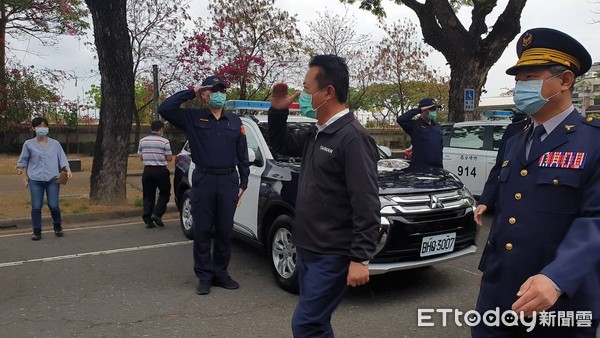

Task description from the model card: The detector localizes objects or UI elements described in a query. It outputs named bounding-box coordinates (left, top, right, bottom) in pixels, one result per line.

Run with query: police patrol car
left=442, top=111, right=513, bottom=197
left=174, top=100, right=478, bottom=293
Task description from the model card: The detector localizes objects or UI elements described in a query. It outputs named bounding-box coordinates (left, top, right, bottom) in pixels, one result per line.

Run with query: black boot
left=31, top=228, right=42, bottom=241
left=53, top=224, right=63, bottom=237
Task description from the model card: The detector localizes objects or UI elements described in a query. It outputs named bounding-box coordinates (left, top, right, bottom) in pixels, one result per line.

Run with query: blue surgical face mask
left=35, top=127, right=49, bottom=136
left=428, top=110, right=437, bottom=121
left=513, top=74, right=561, bottom=116
left=298, top=89, right=327, bottom=119
left=209, top=92, right=226, bottom=108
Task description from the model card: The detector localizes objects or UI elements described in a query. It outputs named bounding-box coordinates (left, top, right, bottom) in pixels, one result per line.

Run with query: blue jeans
left=29, top=179, right=61, bottom=229
left=292, top=248, right=350, bottom=338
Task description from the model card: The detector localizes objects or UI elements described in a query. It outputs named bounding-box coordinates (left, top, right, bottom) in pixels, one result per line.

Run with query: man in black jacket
left=268, top=55, right=380, bottom=338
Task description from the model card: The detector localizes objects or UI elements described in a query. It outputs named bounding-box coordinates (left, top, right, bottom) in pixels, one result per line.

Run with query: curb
left=0, top=203, right=178, bottom=228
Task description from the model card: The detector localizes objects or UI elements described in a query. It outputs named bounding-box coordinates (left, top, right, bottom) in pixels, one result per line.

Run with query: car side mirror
left=379, top=146, right=392, bottom=158
left=248, top=148, right=256, bottom=163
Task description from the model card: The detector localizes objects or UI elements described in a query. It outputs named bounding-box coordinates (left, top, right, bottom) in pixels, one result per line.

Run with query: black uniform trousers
left=191, top=171, right=239, bottom=283
left=142, top=166, right=171, bottom=223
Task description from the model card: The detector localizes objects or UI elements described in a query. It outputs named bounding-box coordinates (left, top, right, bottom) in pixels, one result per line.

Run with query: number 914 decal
left=457, top=166, right=476, bottom=177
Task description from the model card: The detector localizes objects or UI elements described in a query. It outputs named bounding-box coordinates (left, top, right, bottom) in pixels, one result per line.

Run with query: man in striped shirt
left=138, top=121, right=173, bottom=228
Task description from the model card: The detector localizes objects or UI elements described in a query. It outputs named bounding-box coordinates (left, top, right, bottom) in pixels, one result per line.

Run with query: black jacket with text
left=268, top=108, right=381, bottom=262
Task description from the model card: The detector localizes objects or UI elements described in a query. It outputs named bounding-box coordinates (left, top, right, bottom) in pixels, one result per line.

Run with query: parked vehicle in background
left=442, top=112, right=514, bottom=197
left=173, top=101, right=478, bottom=293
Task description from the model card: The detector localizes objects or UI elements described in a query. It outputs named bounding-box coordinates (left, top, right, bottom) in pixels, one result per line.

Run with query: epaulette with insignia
left=582, top=116, right=600, bottom=128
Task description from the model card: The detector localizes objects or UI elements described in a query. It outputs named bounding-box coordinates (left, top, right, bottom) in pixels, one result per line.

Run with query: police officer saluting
left=158, top=76, right=249, bottom=295
left=397, top=98, right=443, bottom=167
left=474, top=28, right=600, bottom=337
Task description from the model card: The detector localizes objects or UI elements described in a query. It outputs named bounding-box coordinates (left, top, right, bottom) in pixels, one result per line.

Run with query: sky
left=7, top=0, right=600, bottom=104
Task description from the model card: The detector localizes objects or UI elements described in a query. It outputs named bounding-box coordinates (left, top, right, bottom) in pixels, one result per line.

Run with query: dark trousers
left=142, top=166, right=171, bottom=223
left=191, top=173, right=238, bottom=283
left=473, top=279, right=599, bottom=337
left=292, top=248, right=350, bottom=338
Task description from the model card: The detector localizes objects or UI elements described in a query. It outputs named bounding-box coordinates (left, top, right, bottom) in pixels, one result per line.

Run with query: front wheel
left=179, top=189, right=193, bottom=239
left=268, top=214, right=298, bottom=294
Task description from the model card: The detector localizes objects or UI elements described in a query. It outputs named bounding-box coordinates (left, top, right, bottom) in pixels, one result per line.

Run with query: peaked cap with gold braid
left=506, top=28, right=591, bottom=77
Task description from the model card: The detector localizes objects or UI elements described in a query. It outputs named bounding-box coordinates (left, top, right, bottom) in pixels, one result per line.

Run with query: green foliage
left=2, top=0, right=89, bottom=39
left=85, top=85, right=101, bottom=109
left=355, top=80, right=449, bottom=127
left=201, top=0, right=303, bottom=99
left=0, top=65, right=60, bottom=132
left=134, top=81, right=154, bottom=124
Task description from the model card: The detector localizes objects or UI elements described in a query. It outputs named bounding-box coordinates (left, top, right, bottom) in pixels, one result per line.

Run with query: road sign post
left=464, top=88, right=475, bottom=112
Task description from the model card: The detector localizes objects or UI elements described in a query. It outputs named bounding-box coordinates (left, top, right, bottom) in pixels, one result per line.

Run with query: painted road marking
left=0, top=240, right=192, bottom=268
left=0, top=218, right=179, bottom=238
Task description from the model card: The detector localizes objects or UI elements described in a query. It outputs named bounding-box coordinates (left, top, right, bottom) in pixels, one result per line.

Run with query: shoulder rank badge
left=538, top=151, right=586, bottom=169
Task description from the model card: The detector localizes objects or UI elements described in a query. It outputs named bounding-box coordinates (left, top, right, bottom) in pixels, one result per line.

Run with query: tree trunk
left=85, top=0, right=136, bottom=205
left=0, top=6, right=8, bottom=115
left=398, top=0, right=527, bottom=122
left=448, top=60, right=488, bottom=122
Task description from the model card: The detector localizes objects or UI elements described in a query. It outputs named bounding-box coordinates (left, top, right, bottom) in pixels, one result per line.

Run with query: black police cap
left=506, top=28, right=591, bottom=77
left=418, top=98, right=442, bottom=109
left=201, top=75, right=227, bottom=89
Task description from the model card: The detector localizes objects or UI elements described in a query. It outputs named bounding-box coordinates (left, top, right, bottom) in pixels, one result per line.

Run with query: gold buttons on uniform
left=520, top=169, right=528, bottom=177
left=514, top=193, right=522, bottom=200
left=553, top=179, right=559, bottom=185
left=587, top=117, right=593, bottom=122
left=505, top=243, right=513, bottom=251
left=509, top=217, right=516, bottom=224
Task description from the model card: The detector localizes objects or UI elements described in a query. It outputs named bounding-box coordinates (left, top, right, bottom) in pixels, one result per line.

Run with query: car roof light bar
left=483, top=110, right=514, bottom=118
left=225, top=100, right=300, bottom=112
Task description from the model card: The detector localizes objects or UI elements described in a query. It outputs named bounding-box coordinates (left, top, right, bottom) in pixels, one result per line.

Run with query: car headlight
left=380, top=196, right=398, bottom=216
left=458, top=187, right=476, bottom=207
left=375, top=217, right=390, bottom=254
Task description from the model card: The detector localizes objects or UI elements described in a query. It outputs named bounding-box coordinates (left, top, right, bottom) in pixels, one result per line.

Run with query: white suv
left=442, top=119, right=511, bottom=197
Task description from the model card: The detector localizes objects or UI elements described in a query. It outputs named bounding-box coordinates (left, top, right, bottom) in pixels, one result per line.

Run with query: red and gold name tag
left=538, top=151, right=587, bottom=169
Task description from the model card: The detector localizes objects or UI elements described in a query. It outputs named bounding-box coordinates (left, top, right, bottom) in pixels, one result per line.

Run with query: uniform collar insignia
left=502, top=160, right=509, bottom=167
left=564, top=124, right=575, bottom=132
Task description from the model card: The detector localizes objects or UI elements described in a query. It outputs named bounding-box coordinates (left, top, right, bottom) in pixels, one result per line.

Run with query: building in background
left=573, top=62, right=600, bottom=114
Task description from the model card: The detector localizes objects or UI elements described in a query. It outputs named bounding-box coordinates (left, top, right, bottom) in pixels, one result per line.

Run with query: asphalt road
left=0, top=215, right=491, bottom=338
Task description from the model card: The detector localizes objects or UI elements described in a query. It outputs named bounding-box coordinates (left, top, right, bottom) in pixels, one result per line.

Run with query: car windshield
left=258, top=120, right=389, bottom=162
left=257, top=121, right=315, bottom=163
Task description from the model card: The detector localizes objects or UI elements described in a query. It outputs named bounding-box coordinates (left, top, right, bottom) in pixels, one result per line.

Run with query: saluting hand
left=347, top=261, right=369, bottom=287
left=270, top=83, right=300, bottom=110
left=511, top=274, right=560, bottom=317
left=194, top=85, right=212, bottom=99
left=474, top=204, right=487, bottom=227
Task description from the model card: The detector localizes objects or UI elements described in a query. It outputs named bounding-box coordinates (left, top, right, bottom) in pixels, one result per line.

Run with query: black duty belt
left=198, top=167, right=236, bottom=175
